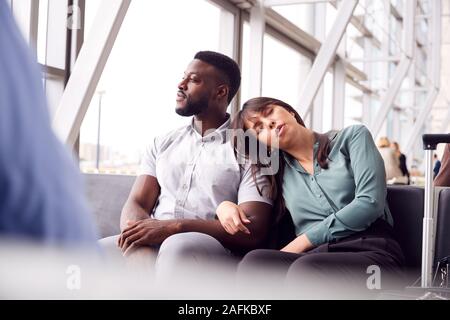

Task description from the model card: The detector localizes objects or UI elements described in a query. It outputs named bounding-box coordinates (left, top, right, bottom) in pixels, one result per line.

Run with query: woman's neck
left=285, top=126, right=316, bottom=163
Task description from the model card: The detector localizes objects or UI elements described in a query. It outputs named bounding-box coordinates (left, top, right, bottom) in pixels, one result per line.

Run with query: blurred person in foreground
left=0, top=0, right=97, bottom=246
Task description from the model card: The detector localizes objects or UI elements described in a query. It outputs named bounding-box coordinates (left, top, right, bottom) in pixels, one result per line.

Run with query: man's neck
left=193, top=112, right=229, bottom=136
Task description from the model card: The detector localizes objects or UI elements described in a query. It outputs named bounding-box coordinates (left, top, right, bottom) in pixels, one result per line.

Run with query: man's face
left=176, top=59, right=217, bottom=117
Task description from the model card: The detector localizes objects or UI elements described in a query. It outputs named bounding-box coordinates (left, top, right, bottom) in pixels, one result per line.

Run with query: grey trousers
left=99, top=232, right=238, bottom=284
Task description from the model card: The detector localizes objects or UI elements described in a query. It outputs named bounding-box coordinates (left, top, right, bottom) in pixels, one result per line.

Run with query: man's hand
left=117, top=218, right=181, bottom=255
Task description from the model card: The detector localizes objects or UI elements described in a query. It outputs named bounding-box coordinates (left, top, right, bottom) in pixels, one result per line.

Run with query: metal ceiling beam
left=264, top=0, right=334, bottom=6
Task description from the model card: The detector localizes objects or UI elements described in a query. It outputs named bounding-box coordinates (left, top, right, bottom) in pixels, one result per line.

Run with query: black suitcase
left=378, top=134, right=450, bottom=300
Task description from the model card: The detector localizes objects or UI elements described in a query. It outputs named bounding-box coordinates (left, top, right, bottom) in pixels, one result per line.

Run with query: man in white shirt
left=101, top=51, right=273, bottom=279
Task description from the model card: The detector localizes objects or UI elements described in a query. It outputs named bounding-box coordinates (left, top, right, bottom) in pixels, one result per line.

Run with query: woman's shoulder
left=332, top=124, right=371, bottom=145
left=344, top=124, right=370, bottom=136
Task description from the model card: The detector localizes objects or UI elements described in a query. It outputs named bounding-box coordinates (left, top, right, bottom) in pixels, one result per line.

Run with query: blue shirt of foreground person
left=0, top=0, right=97, bottom=245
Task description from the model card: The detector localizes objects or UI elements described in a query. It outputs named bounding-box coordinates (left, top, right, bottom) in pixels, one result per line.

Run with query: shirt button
left=310, top=177, right=314, bottom=181
left=317, top=194, right=322, bottom=198
left=182, top=184, right=188, bottom=190
left=176, top=200, right=183, bottom=206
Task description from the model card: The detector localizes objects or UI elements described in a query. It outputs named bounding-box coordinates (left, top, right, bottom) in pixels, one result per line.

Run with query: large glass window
left=241, top=23, right=311, bottom=112
left=79, top=0, right=235, bottom=174
left=37, top=0, right=70, bottom=117
left=272, top=3, right=316, bottom=37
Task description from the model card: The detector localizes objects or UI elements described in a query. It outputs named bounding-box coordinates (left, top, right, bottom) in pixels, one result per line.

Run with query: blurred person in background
left=391, top=141, right=410, bottom=185
left=433, top=153, right=442, bottom=179
left=377, top=137, right=405, bottom=184
left=0, top=0, right=97, bottom=246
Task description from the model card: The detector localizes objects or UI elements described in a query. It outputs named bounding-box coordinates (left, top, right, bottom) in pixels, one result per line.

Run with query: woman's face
left=243, top=104, right=298, bottom=149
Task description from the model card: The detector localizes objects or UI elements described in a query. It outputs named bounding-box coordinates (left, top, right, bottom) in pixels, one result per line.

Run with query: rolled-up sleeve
left=237, top=163, right=273, bottom=206
left=305, top=125, right=387, bottom=246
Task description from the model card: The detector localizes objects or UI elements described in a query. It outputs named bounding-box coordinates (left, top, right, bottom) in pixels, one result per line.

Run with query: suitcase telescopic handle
left=422, top=134, right=450, bottom=150
left=421, top=133, right=450, bottom=288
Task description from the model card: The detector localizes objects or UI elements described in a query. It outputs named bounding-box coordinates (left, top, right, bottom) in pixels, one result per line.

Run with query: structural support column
left=312, top=2, right=326, bottom=132
left=362, top=0, right=372, bottom=127
left=332, top=58, right=346, bottom=129
left=248, top=1, right=265, bottom=97
left=52, top=0, right=131, bottom=147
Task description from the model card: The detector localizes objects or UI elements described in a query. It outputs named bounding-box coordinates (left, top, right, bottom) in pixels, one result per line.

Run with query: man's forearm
left=120, top=200, right=150, bottom=231
left=177, top=219, right=266, bottom=253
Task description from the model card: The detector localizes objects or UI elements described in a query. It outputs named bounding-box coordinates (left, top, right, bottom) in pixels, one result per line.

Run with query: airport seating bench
left=84, top=174, right=450, bottom=275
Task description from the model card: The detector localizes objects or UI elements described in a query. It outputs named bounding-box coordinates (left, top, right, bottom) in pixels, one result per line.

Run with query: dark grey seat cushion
left=386, top=186, right=424, bottom=271
left=83, top=173, right=135, bottom=238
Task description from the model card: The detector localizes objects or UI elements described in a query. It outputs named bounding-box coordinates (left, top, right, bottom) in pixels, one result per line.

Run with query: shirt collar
left=189, top=113, right=231, bottom=142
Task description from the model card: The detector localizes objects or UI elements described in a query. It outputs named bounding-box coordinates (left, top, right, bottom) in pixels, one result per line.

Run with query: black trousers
left=238, top=219, right=406, bottom=299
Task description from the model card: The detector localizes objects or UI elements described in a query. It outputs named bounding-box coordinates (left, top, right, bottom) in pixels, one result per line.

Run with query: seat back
left=82, top=174, right=447, bottom=271
left=83, top=173, right=135, bottom=238
left=386, top=185, right=424, bottom=271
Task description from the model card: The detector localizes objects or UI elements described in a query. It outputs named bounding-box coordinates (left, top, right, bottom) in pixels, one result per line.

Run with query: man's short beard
left=176, top=95, right=209, bottom=117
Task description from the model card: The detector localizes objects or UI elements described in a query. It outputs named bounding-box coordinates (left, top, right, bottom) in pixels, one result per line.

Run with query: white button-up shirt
left=139, top=115, right=273, bottom=220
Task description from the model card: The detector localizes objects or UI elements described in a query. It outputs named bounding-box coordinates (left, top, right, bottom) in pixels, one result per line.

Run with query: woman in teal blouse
left=216, top=97, right=405, bottom=297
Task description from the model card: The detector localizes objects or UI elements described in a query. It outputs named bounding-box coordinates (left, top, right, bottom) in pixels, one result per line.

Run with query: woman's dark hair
left=231, top=97, right=332, bottom=222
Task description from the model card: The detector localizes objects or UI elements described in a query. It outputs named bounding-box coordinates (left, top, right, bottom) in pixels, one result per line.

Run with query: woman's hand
left=281, top=234, right=313, bottom=254
left=216, top=201, right=251, bottom=235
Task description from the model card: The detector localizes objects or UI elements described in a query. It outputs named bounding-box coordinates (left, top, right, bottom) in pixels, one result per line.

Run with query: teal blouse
left=282, top=125, right=393, bottom=246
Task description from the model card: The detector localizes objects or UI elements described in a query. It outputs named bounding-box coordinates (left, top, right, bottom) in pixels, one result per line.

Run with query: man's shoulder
left=150, top=123, right=191, bottom=149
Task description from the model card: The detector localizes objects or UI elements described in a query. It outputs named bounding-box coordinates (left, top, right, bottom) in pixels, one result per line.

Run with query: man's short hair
left=194, top=51, right=241, bottom=104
